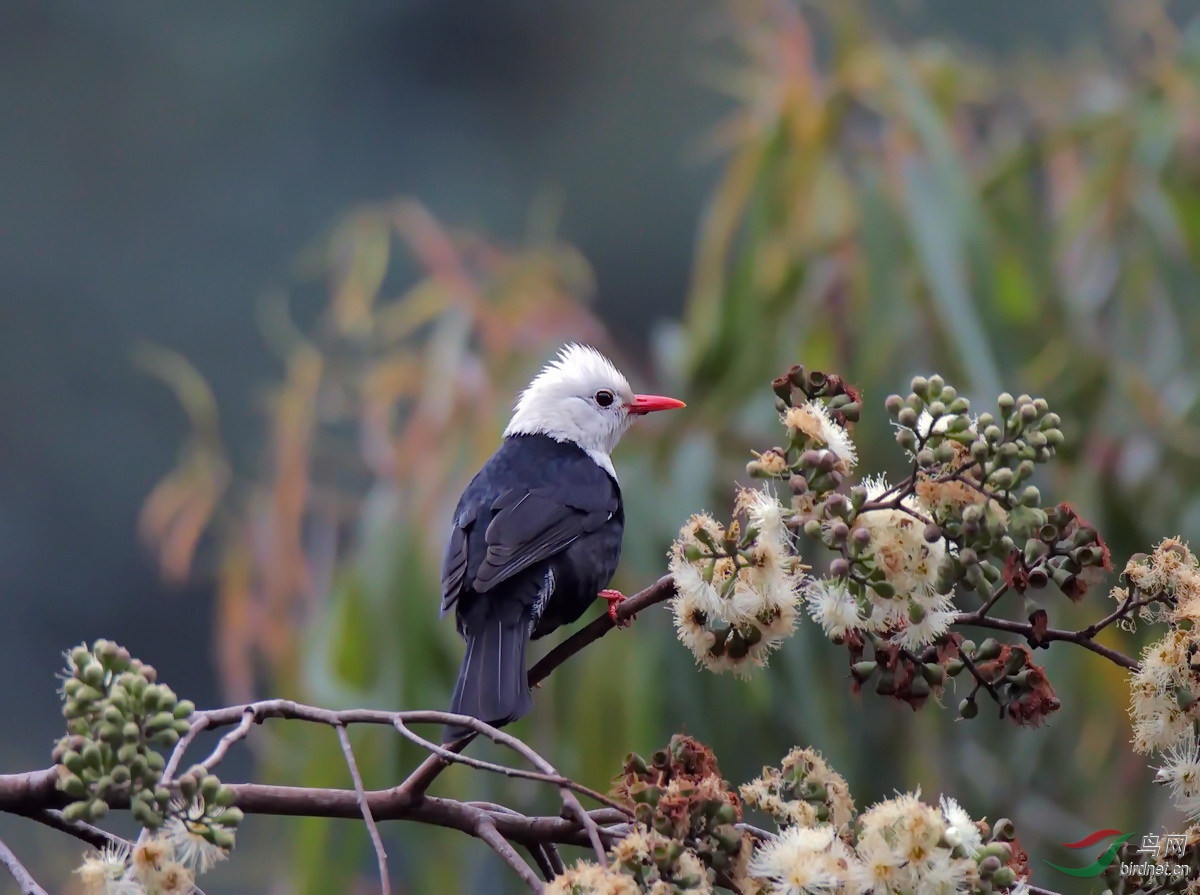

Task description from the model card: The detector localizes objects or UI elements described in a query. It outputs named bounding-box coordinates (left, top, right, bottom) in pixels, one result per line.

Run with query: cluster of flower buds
left=607, top=824, right=713, bottom=892
left=615, top=736, right=749, bottom=884
left=54, top=640, right=195, bottom=826
left=746, top=365, right=861, bottom=494
left=953, top=639, right=1060, bottom=726
left=771, top=364, right=862, bottom=426
left=550, top=736, right=1032, bottom=895
left=845, top=630, right=951, bottom=711
left=672, top=363, right=1112, bottom=730
left=54, top=640, right=242, bottom=851
left=739, top=747, right=855, bottom=832
left=170, top=764, right=244, bottom=850
left=1004, top=502, right=1111, bottom=604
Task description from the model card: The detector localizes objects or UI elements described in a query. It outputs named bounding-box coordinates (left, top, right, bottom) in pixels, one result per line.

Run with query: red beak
left=629, top=394, right=686, bottom=415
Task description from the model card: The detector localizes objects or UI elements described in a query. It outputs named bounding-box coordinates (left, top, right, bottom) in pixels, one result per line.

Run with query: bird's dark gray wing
left=440, top=503, right=476, bottom=616
left=472, top=483, right=617, bottom=594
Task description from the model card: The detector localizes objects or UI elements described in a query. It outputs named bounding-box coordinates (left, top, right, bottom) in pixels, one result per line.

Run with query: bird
left=439, top=344, right=685, bottom=740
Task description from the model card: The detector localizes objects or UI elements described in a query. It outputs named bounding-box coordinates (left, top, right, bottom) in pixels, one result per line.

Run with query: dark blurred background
left=4, top=1, right=1200, bottom=893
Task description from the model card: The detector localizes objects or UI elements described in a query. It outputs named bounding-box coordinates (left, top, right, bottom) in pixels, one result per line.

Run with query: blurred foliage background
left=8, top=0, right=1200, bottom=892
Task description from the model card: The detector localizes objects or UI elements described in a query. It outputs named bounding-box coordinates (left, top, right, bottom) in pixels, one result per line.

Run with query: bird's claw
left=598, top=589, right=635, bottom=627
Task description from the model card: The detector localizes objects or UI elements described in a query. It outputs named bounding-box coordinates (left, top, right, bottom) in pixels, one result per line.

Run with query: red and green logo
left=1046, top=830, right=1135, bottom=878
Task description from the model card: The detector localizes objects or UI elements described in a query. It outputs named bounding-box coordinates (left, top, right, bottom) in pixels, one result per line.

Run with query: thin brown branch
left=18, top=808, right=126, bottom=852
left=1078, top=588, right=1170, bottom=640
left=336, top=724, right=390, bottom=895
left=974, top=583, right=1009, bottom=618
left=162, top=712, right=209, bottom=783
left=474, top=815, right=544, bottom=892
left=0, top=767, right=623, bottom=850
left=396, top=735, right=471, bottom=804
left=393, top=711, right=610, bottom=863
left=952, top=613, right=1138, bottom=670
left=200, top=705, right=258, bottom=771
left=0, top=837, right=48, bottom=895
left=525, top=843, right=557, bottom=882
left=391, top=716, right=629, bottom=815
left=957, top=649, right=1004, bottom=718
left=527, top=576, right=676, bottom=685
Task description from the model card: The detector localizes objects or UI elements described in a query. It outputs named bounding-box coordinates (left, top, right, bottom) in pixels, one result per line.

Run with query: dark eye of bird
left=594, top=389, right=615, bottom=407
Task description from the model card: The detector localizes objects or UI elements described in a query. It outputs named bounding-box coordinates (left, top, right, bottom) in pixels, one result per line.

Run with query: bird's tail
left=444, top=612, right=533, bottom=743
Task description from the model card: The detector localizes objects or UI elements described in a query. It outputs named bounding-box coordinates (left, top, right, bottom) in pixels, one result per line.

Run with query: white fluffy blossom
left=750, top=825, right=860, bottom=895
left=669, top=489, right=805, bottom=677
left=852, top=792, right=980, bottom=895
left=783, top=402, right=858, bottom=474
left=939, top=796, right=983, bottom=857
left=805, top=578, right=864, bottom=639
left=1155, top=732, right=1200, bottom=820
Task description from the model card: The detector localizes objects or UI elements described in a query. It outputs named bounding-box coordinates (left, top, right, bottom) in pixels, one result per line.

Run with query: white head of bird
left=503, top=344, right=685, bottom=478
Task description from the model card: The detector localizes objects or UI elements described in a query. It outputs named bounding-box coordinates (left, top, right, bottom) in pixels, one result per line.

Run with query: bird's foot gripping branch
left=5, top=363, right=1200, bottom=894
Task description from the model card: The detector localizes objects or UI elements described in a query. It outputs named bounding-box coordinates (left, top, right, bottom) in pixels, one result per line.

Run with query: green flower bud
left=897, top=407, right=919, bottom=429
left=81, top=662, right=105, bottom=690
left=885, top=395, right=904, bottom=416
left=875, top=671, right=896, bottom=696
left=714, top=803, right=738, bottom=825
left=213, top=785, right=238, bottom=808
left=63, top=801, right=92, bottom=823
left=975, top=638, right=1003, bottom=661
left=851, top=661, right=878, bottom=683
left=146, top=711, right=175, bottom=732
left=911, top=376, right=930, bottom=400
left=959, top=698, right=978, bottom=719
left=988, top=468, right=1014, bottom=491
left=131, top=798, right=156, bottom=827
left=97, top=723, right=122, bottom=744
left=81, top=741, right=102, bottom=770
left=992, top=867, right=1017, bottom=889
left=909, top=674, right=932, bottom=699
left=870, top=580, right=896, bottom=599
left=211, top=827, right=237, bottom=850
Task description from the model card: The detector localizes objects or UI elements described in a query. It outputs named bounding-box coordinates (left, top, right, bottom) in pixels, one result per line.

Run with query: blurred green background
left=6, top=1, right=1200, bottom=892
